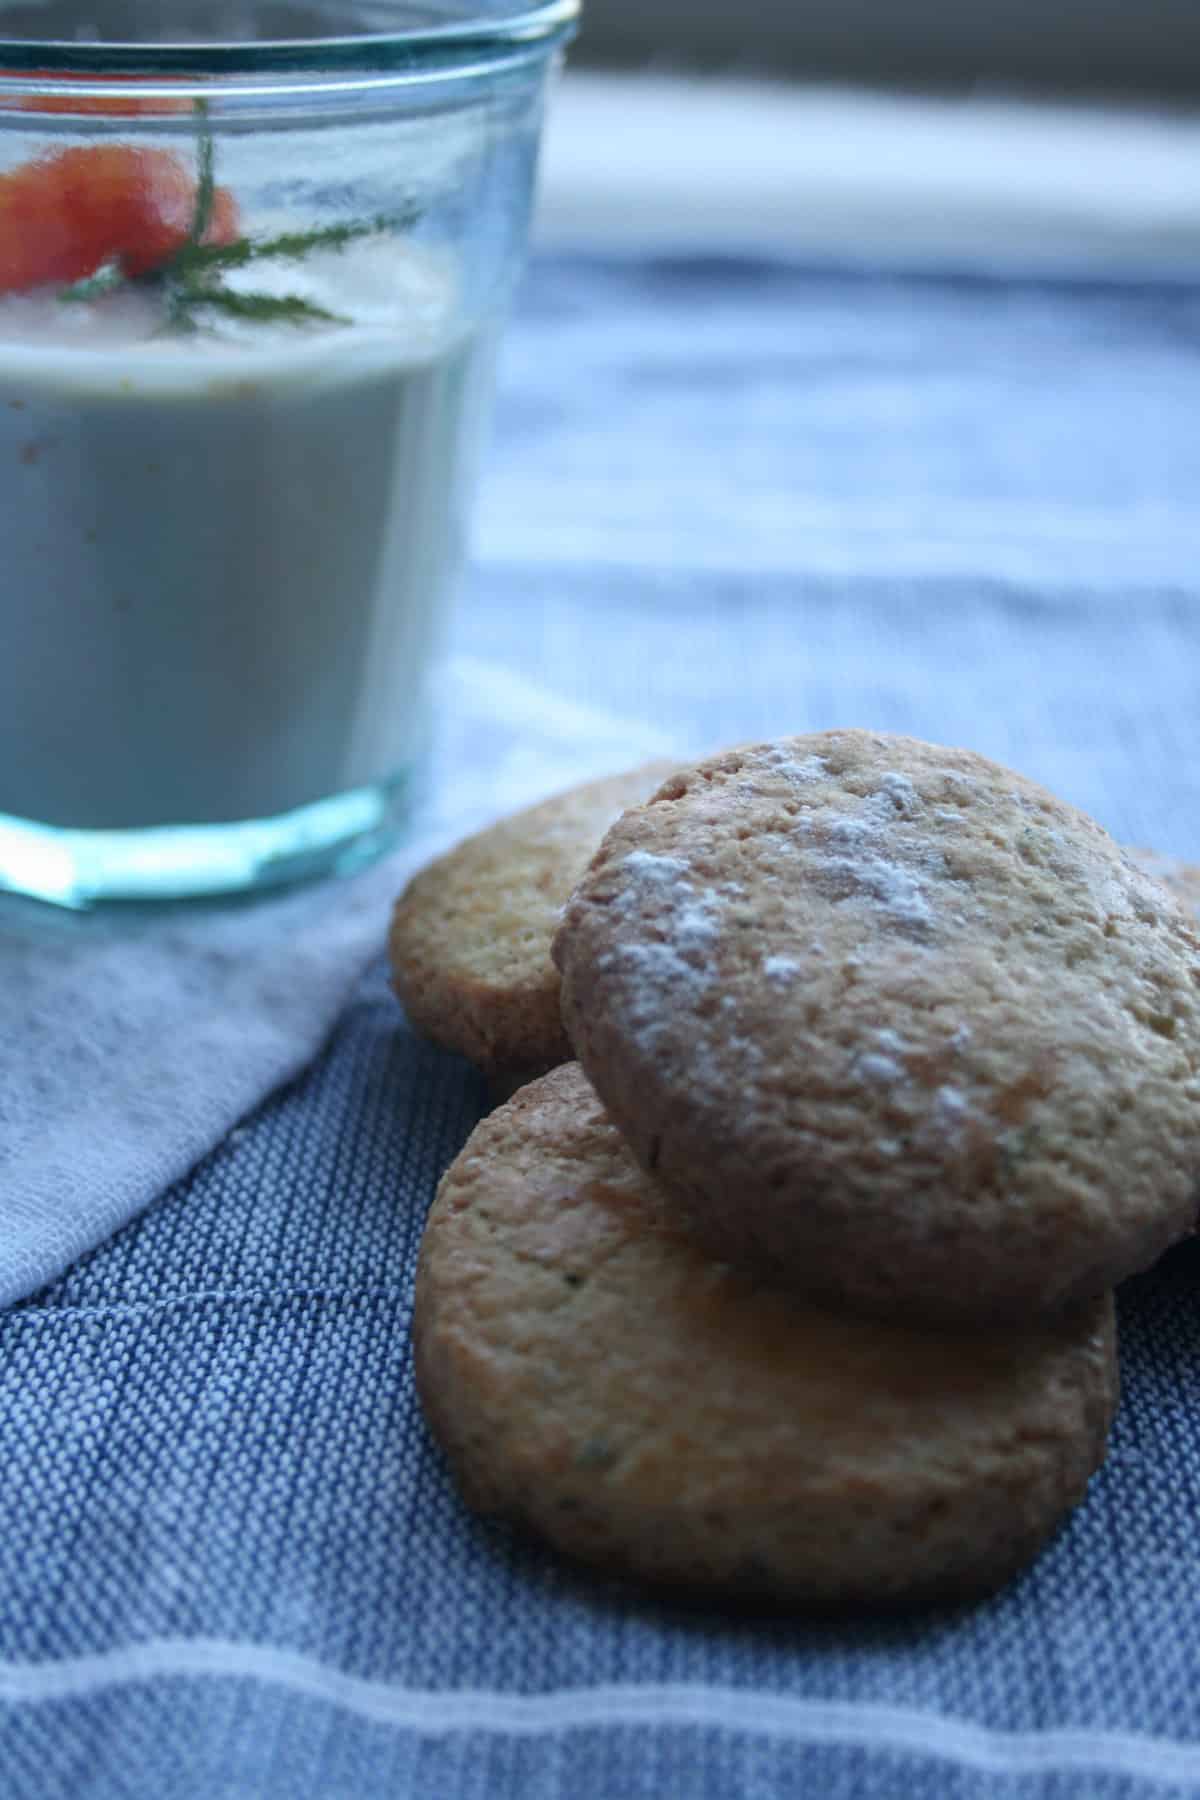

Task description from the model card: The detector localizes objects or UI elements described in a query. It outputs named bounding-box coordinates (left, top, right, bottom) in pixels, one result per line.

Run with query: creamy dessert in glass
left=0, top=0, right=577, bottom=905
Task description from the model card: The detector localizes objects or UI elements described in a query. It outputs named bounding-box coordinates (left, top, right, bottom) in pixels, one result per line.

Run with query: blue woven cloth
left=4, top=253, right=1200, bottom=1796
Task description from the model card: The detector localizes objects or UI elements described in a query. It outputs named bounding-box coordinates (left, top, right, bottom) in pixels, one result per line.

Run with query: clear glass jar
left=0, top=1, right=576, bottom=906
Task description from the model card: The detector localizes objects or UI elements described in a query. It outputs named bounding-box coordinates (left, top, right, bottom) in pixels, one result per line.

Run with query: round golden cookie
left=413, top=1063, right=1118, bottom=1609
left=553, top=731, right=1200, bottom=1327
left=390, top=761, right=676, bottom=1074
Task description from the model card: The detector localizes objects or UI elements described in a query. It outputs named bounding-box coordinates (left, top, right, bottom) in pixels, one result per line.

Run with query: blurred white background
left=536, top=3, right=1200, bottom=270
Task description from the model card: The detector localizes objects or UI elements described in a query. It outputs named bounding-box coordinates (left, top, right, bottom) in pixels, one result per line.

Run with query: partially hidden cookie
left=390, top=761, right=676, bottom=1074
left=553, top=731, right=1200, bottom=1327
left=413, top=1063, right=1118, bottom=1609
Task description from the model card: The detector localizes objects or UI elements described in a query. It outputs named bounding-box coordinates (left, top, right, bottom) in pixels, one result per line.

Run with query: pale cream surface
left=0, top=240, right=493, bottom=828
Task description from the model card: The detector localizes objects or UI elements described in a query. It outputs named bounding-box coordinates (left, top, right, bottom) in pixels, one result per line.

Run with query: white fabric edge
left=474, top=490, right=1200, bottom=588
left=0, top=1640, right=1197, bottom=1785
left=536, top=74, right=1200, bottom=275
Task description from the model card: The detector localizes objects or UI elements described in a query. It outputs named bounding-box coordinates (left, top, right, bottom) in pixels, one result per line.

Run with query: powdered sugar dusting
left=849, top=1026, right=978, bottom=1149
left=760, top=748, right=830, bottom=789
left=878, top=770, right=919, bottom=814
left=856, top=1052, right=903, bottom=1086
left=621, top=850, right=691, bottom=885
left=615, top=938, right=712, bottom=995
left=933, top=1085, right=968, bottom=1128
left=935, top=768, right=981, bottom=800
left=604, top=850, right=727, bottom=1048
left=824, top=815, right=875, bottom=847
left=795, top=772, right=940, bottom=933
left=617, top=854, right=727, bottom=947
left=763, top=955, right=801, bottom=984
left=805, top=852, right=934, bottom=929
left=676, top=897, right=721, bottom=947
left=854, top=1028, right=912, bottom=1087
left=924, top=1083, right=976, bottom=1151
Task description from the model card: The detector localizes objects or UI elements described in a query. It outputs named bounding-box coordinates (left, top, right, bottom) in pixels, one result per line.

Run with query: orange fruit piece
left=0, top=145, right=239, bottom=293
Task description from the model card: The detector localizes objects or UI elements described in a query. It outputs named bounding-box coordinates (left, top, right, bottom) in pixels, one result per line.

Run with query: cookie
left=1129, top=848, right=1200, bottom=924
left=413, top=1063, right=1118, bottom=1609
left=553, top=731, right=1200, bottom=1326
left=390, top=761, right=676, bottom=1074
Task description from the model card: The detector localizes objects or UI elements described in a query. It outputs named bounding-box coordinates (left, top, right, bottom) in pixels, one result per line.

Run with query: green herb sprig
left=59, top=100, right=415, bottom=332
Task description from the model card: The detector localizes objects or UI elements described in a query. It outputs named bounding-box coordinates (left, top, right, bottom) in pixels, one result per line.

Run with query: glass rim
left=0, top=1, right=579, bottom=93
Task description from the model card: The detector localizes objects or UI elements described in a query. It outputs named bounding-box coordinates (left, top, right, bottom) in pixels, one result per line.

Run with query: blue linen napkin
left=3, top=251, right=1200, bottom=1797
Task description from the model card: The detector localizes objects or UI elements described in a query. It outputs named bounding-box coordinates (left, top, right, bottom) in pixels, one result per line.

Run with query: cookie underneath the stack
left=414, top=1063, right=1118, bottom=1609
left=389, top=761, right=675, bottom=1077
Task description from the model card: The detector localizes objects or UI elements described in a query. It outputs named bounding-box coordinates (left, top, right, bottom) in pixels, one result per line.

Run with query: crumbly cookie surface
left=413, top=1064, right=1118, bottom=1608
left=553, top=731, right=1200, bottom=1325
left=390, top=761, right=675, bottom=1073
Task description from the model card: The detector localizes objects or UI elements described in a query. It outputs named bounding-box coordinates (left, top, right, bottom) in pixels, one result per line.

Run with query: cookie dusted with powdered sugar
left=390, top=761, right=676, bottom=1075
left=413, top=1064, right=1118, bottom=1608
left=553, top=731, right=1200, bottom=1327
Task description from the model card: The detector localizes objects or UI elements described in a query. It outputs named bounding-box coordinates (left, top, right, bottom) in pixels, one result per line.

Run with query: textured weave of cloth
left=3, top=253, right=1200, bottom=1796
